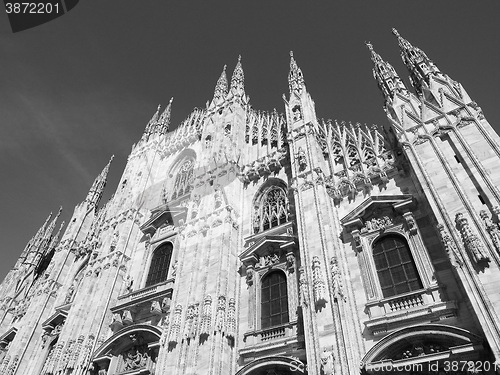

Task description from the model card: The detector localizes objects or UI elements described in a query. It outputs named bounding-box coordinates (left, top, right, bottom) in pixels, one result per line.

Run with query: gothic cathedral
left=2, top=29, right=500, bottom=375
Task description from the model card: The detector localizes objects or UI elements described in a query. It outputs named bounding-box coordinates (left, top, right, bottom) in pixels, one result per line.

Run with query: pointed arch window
left=171, top=160, right=194, bottom=200
left=145, top=243, right=173, bottom=287
left=373, top=235, right=422, bottom=298
left=254, top=186, right=289, bottom=234
left=261, top=271, right=289, bottom=329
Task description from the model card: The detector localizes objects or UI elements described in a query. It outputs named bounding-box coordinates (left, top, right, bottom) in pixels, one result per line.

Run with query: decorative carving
left=480, top=210, right=500, bottom=255
left=286, top=252, right=295, bottom=273
left=214, top=185, right=224, bottom=209
left=312, top=256, right=327, bottom=306
left=169, top=304, right=182, bottom=344
left=330, top=257, right=345, bottom=302
left=191, top=194, right=201, bottom=219
left=226, top=298, right=236, bottom=339
left=64, top=283, right=75, bottom=304
left=199, top=295, right=212, bottom=336
left=170, top=261, right=178, bottom=278
left=151, top=300, right=162, bottom=315
left=110, top=231, right=119, bottom=252
left=259, top=253, right=280, bottom=267
left=403, top=212, right=417, bottom=235
left=184, top=303, right=199, bottom=339
left=245, top=267, right=253, bottom=286
left=215, top=296, right=226, bottom=333
left=320, top=348, right=334, bottom=375
left=110, top=313, right=124, bottom=332
left=296, top=147, right=307, bottom=171
left=455, top=213, right=489, bottom=263
left=122, top=310, right=133, bottom=325
left=437, top=224, right=462, bottom=267
left=123, top=345, right=149, bottom=370
left=364, top=216, right=392, bottom=231
left=298, top=266, right=309, bottom=307
left=124, top=275, right=133, bottom=294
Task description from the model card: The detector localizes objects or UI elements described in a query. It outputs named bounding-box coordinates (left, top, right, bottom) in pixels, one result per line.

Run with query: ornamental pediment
left=140, top=203, right=187, bottom=236
left=41, top=305, right=69, bottom=331
left=240, top=235, right=296, bottom=266
left=341, top=195, right=416, bottom=231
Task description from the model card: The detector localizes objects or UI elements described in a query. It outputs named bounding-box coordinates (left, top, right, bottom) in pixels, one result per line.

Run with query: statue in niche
left=292, top=104, right=302, bottom=122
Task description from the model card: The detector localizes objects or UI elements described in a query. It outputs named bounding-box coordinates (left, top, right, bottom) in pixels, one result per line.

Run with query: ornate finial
left=392, top=28, right=400, bottom=37
left=290, top=51, right=293, bottom=57
left=213, top=64, right=229, bottom=101
left=365, top=41, right=373, bottom=51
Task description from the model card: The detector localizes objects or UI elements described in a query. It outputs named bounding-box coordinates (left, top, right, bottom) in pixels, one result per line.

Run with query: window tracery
left=171, top=160, right=194, bottom=200
left=253, top=186, right=289, bottom=234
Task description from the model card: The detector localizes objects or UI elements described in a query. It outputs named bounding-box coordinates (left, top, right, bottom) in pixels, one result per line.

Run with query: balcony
left=112, top=279, right=173, bottom=314
left=364, top=286, right=457, bottom=335
left=240, top=321, right=303, bottom=359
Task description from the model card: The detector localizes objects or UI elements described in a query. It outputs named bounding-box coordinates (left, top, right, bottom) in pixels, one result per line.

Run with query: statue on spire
left=85, top=155, right=114, bottom=211
left=288, top=51, right=305, bottom=94
left=213, top=65, right=228, bottom=102
left=230, top=55, right=245, bottom=97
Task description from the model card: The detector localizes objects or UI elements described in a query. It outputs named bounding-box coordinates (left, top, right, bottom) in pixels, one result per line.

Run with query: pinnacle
left=392, top=28, right=400, bottom=37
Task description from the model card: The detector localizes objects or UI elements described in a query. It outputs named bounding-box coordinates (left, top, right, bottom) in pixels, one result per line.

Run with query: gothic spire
left=48, top=220, right=65, bottom=250
left=230, top=55, right=245, bottom=96
left=141, top=104, right=161, bottom=141
left=85, top=155, right=114, bottom=210
left=366, top=41, right=409, bottom=102
left=158, top=97, right=173, bottom=134
left=213, top=65, right=228, bottom=102
left=392, top=28, right=442, bottom=94
left=288, top=51, right=305, bottom=94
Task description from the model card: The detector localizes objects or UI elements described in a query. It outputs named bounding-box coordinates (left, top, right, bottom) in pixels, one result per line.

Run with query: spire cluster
left=212, top=56, right=246, bottom=104
left=141, top=98, right=174, bottom=142
left=368, top=28, right=443, bottom=102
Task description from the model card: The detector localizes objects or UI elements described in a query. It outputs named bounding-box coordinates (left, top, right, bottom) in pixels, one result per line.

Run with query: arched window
left=254, top=186, right=289, bottom=234
left=171, top=160, right=194, bottom=200
left=145, top=243, right=173, bottom=287
left=372, top=235, right=422, bottom=298
left=261, top=271, right=289, bottom=329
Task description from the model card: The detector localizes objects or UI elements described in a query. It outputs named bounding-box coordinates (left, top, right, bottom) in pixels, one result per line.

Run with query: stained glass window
left=373, top=235, right=422, bottom=298
left=145, top=243, right=173, bottom=287
left=261, top=271, right=289, bottom=329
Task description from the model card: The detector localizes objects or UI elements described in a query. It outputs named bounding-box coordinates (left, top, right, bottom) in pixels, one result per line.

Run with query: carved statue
left=296, top=147, right=307, bottom=170
left=320, top=349, right=334, bottom=375
left=64, top=283, right=75, bottom=304
left=171, top=261, right=178, bottom=278
left=286, top=253, right=295, bottom=272
left=123, top=346, right=148, bottom=370
left=125, top=275, right=133, bottom=294
left=245, top=268, right=253, bottom=286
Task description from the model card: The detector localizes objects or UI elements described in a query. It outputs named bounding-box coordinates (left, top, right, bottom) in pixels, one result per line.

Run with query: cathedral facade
left=1, top=29, right=500, bottom=375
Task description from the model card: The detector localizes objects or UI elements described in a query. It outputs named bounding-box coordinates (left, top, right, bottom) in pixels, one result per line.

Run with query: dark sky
left=1, top=2, right=500, bottom=282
